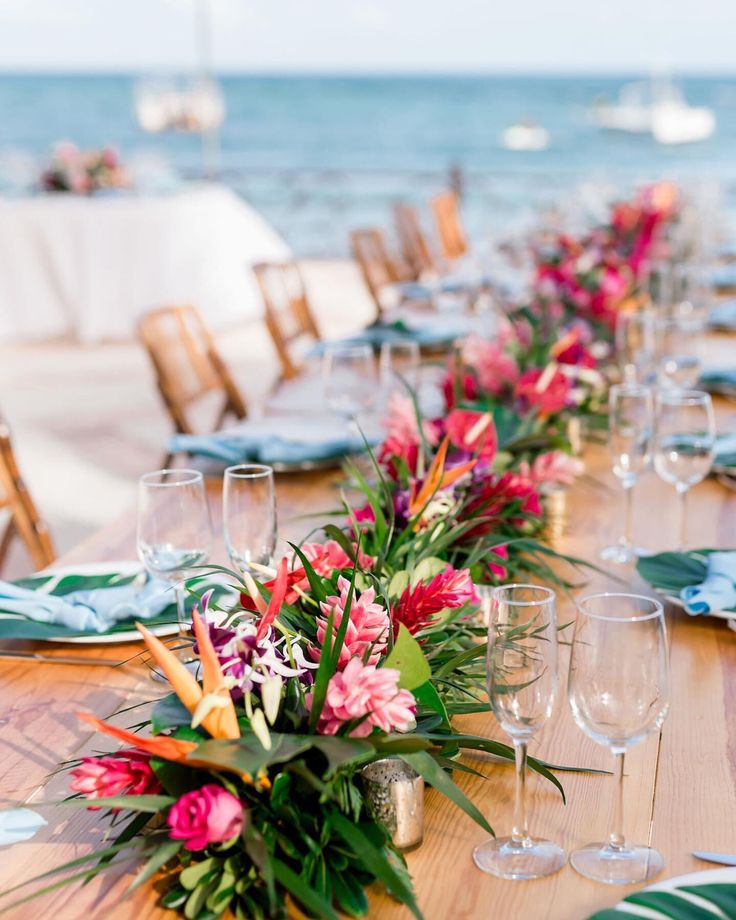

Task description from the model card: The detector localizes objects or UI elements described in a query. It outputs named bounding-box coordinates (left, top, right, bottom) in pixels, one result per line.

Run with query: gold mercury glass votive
left=360, top=757, right=424, bottom=850
left=542, top=485, right=569, bottom=542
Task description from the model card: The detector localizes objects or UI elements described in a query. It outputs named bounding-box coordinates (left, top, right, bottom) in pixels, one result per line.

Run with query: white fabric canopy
left=0, top=184, right=290, bottom=343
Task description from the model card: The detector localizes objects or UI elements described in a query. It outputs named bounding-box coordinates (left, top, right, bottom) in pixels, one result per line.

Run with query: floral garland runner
left=1, top=185, right=678, bottom=920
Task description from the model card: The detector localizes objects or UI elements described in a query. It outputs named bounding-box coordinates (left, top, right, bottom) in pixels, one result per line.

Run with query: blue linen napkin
left=680, top=551, right=736, bottom=614
left=0, top=809, right=46, bottom=847
left=709, top=265, right=736, bottom=290
left=0, top=575, right=172, bottom=633
left=709, top=299, right=736, bottom=330
left=699, top=367, right=736, bottom=389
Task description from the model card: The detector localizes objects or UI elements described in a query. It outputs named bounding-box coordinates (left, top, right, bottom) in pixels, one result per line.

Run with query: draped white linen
left=0, top=184, right=290, bottom=343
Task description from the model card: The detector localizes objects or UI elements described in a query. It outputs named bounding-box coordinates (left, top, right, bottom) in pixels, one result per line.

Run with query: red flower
left=393, top=565, right=478, bottom=635
left=442, top=370, right=478, bottom=409
left=487, top=545, right=509, bottom=580
left=444, top=409, right=497, bottom=460
left=464, top=472, right=542, bottom=538
left=515, top=366, right=570, bottom=418
left=69, top=749, right=161, bottom=810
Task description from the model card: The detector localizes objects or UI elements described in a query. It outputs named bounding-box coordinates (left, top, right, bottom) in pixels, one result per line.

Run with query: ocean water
left=2, top=72, right=736, bottom=255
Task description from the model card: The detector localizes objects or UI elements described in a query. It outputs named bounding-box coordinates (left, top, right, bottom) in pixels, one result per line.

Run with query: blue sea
left=2, top=72, right=736, bottom=255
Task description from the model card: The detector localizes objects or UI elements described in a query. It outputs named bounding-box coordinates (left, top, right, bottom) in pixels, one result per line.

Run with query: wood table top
left=1, top=340, right=736, bottom=920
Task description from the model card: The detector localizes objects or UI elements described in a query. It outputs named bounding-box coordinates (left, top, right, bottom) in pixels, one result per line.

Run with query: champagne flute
left=473, top=584, right=565, bottom=880
left=137, top=469, right=213, bottom=665
left=223, top=464, right=277, bottom=576
left=615, top=308, right=655, bottom=384
left=322, top=344, right=376, bottom=427
left=379, top=339, right=420, bottom=395
left=653, top=390, right=716, bottom=551
left=655, top=313, right=702, bottom=390
left=600, top=384, right=653, bottom=564
left=568, top=593, right=669, bottom=884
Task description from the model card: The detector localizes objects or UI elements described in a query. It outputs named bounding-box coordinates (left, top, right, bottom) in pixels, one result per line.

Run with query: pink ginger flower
left=393, top=565, right=479, bottom=635
left=460, top=334, right=519, bottom=396
left=315, top=576, right=391, bottom=667
left=167, top=784, right=245, bottom=851
left=314, top=658, right=416, bottom=737
left=520, top=451, right=584, bottom=488
left=69, top=749, right=161, bottom=809
left=488, top=544, right=509, bottom=580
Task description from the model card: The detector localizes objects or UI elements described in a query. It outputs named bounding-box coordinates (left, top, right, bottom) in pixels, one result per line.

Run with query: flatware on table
left=692, top=850, right=736, bottom=866
left=0, top=649, right=122, bottom=667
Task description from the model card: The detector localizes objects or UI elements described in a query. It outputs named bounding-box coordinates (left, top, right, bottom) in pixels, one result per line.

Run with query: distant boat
left=591, top=78, right=715, bottom=145
left=501, top=120, right=549, bottom=152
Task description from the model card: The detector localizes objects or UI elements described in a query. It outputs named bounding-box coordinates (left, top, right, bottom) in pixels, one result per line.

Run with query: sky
left=1, top=0, right=736, bottom=74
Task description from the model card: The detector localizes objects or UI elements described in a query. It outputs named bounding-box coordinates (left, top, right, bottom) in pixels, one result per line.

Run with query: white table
left=0, top=184, right=290, bottom=343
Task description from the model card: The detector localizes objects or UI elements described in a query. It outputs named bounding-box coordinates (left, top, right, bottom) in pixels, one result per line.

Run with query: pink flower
left=393, top=565, right=479, bottom=635
left=460, top=335, right=519, bottom=395
left=515, top=366, right=570, bottom=418
left=313, top=658, right=416, bottom=737
left=167, top=784, right=245, bottom=851
left=382, top=392, right=438, bottom=447
left=444, top=409, right=497, bottom=460
left=69, top=749, right=161, bottom=809
left=487, top=544, right=509, bottom=580
left=315, top=576, right=391, bottom=667
left=521, top=451, right=584, bottom=488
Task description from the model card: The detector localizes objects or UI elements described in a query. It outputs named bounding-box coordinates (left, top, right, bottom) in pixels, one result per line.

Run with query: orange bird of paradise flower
left=407, top=436, right=477, bottom=522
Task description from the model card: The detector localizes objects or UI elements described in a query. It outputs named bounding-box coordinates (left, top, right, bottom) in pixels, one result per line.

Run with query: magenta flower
left=167, top=784, right=245, bottom=851
left=313, top=658, right=416, bottom=738
left=460, top=334, right=519, bottom=396
left=520, top=450, right=584, bottom=488
left=315, top=576, right=391, bottom=668
left=69, top=749, right=161, bottom=809
left=393, top=565, right=479, bottom=635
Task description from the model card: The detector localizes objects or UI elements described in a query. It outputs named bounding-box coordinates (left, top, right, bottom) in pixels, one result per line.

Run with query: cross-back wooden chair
left=0, top=420, right=56, bottom=572
left=431, top=190, right=469, bottom=262
left=350, top=228, right=413, bottom=319
left=253, top=261, right=321, bottom=380
left=137, top=305, right=247, bottom=450
left=393, top=202, right=437, bottom=279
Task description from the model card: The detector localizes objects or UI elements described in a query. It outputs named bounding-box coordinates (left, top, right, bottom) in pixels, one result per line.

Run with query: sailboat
left=591, top=77, right=715, bottom=145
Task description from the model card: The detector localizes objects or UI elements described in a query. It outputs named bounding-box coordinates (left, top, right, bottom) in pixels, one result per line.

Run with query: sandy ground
left=0, top=259, right=375, bottom=577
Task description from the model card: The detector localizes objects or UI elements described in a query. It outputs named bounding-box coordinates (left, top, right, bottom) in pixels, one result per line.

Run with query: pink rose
left=167, top=784, right=245, bottom=851
left=69, top=749, right=161, bottom=809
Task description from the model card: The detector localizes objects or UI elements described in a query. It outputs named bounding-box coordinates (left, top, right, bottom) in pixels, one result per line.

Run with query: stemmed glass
left=600, top=384, right=653, bottom=564
left=653, top=390, right=716, bottom=551
left=568, top=593, right=670, bottom=884
left=655, top=314, right=703, bottom=390
left=615, top=308, right=655, bottom=384
left=323, top=344, right=377, bottom=428
left=379, top=339, right=420, bottom=395
left=473, top=584, right=565, bottom=880
left=137, top=469, right=213, bottom=664
left=223, top=464, right=277, bottom=576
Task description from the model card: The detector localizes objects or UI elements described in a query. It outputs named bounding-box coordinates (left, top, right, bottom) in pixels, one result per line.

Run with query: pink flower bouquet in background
left=40, top=141, right=130, bottom=194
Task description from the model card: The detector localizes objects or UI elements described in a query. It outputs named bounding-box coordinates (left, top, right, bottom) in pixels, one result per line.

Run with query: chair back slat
left=431, top=190, right=468, bottom=262
left=394, top=203, right=436, bottom=278
left=137, top=305, right=247, bottom=437
left=350, top=228, right=406, bottom=318
left=0, top=420, right=56, bottom=571
left=253, top=262, right=321, bottom=379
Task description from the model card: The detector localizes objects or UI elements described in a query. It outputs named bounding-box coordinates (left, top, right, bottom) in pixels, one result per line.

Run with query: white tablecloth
left=0, top=184, right=290, bottom=343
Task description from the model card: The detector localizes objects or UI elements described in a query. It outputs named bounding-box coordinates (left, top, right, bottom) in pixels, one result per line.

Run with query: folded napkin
left=709, top=299, right=736, bottom=330
left=309, top=317, right=469, bottom=354
left=715, top=434, right=736, bottom=468
left=710, top=265, right=736, bottom=290
left=0, top=809, right=46, bottom=847
left=699, top=367, right=736, bottom=390
left=0, top=574, right=172, bottom=633
left=680, top=551, right=736, bottom=614
left=170, top=416, right=376, bottom=466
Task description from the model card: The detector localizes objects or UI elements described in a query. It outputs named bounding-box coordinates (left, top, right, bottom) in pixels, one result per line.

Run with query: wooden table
left=1, top=344, right=736, bottom=920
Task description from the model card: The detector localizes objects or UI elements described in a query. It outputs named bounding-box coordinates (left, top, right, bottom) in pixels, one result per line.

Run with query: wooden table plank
left=1, top=346, right=735, bottom=919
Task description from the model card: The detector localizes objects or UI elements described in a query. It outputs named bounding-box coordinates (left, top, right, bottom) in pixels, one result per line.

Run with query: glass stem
left=676, top=485, right=688, bottom=552
left=622, top=481, right=634, bottom=549
left=511, top=740, right=531, bottom=847
left=608, top=750, right=626, bottom=851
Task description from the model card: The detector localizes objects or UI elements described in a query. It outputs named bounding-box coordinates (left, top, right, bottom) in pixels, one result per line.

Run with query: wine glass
left=137, top=469, right=213, bottom=665
left=322, top=344, right=377, bottom=426
left=600, top=384, right=653, bottom=564
left=655, top=313, right=702, bottom=390
left=223, top=464, right=277, bottom=576
left=653, top=390, right=716, bottom=551
left=473, top=584, right=565, bottom=880
left=615, top=308, right=655, bottom=384
left=568, top=593, right=669, bottom=884
left=379, top=339, right=420, bottom=394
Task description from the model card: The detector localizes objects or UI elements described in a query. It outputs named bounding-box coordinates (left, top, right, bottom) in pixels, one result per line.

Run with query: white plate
left=611, top=866, right=736, bottom=916
left=660, top=591, right=736, bottom=625
left=42, top=561, right=180, bottom=645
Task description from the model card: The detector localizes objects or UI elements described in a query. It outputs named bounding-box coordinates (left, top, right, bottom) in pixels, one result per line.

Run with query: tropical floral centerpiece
left=40, top=142, right=129, bottom=194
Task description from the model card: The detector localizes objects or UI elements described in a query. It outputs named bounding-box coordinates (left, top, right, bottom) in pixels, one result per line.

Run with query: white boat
left=591, top=78, right=715, bottom=145
left=500, top=121, right=549, bottom=152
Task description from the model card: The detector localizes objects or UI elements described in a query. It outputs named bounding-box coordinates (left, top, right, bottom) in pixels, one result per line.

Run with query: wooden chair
left=393, top=203, right=437, bottom=279
left=0, top=420, right=56, bottom=572
left=431, top=190, right=468, bottom=262
left=253, top=261, right=321, bottom=380
left=137, top=305, right=247, bottom=449
left=350, top=228, right=412, bottom=319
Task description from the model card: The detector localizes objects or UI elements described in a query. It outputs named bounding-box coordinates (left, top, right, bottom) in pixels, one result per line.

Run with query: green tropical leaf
left=151, top=693, right=192, bottom=735
left=384, top=625, right=431, bottom=690
left=271, top=858, right=340, bottom=920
